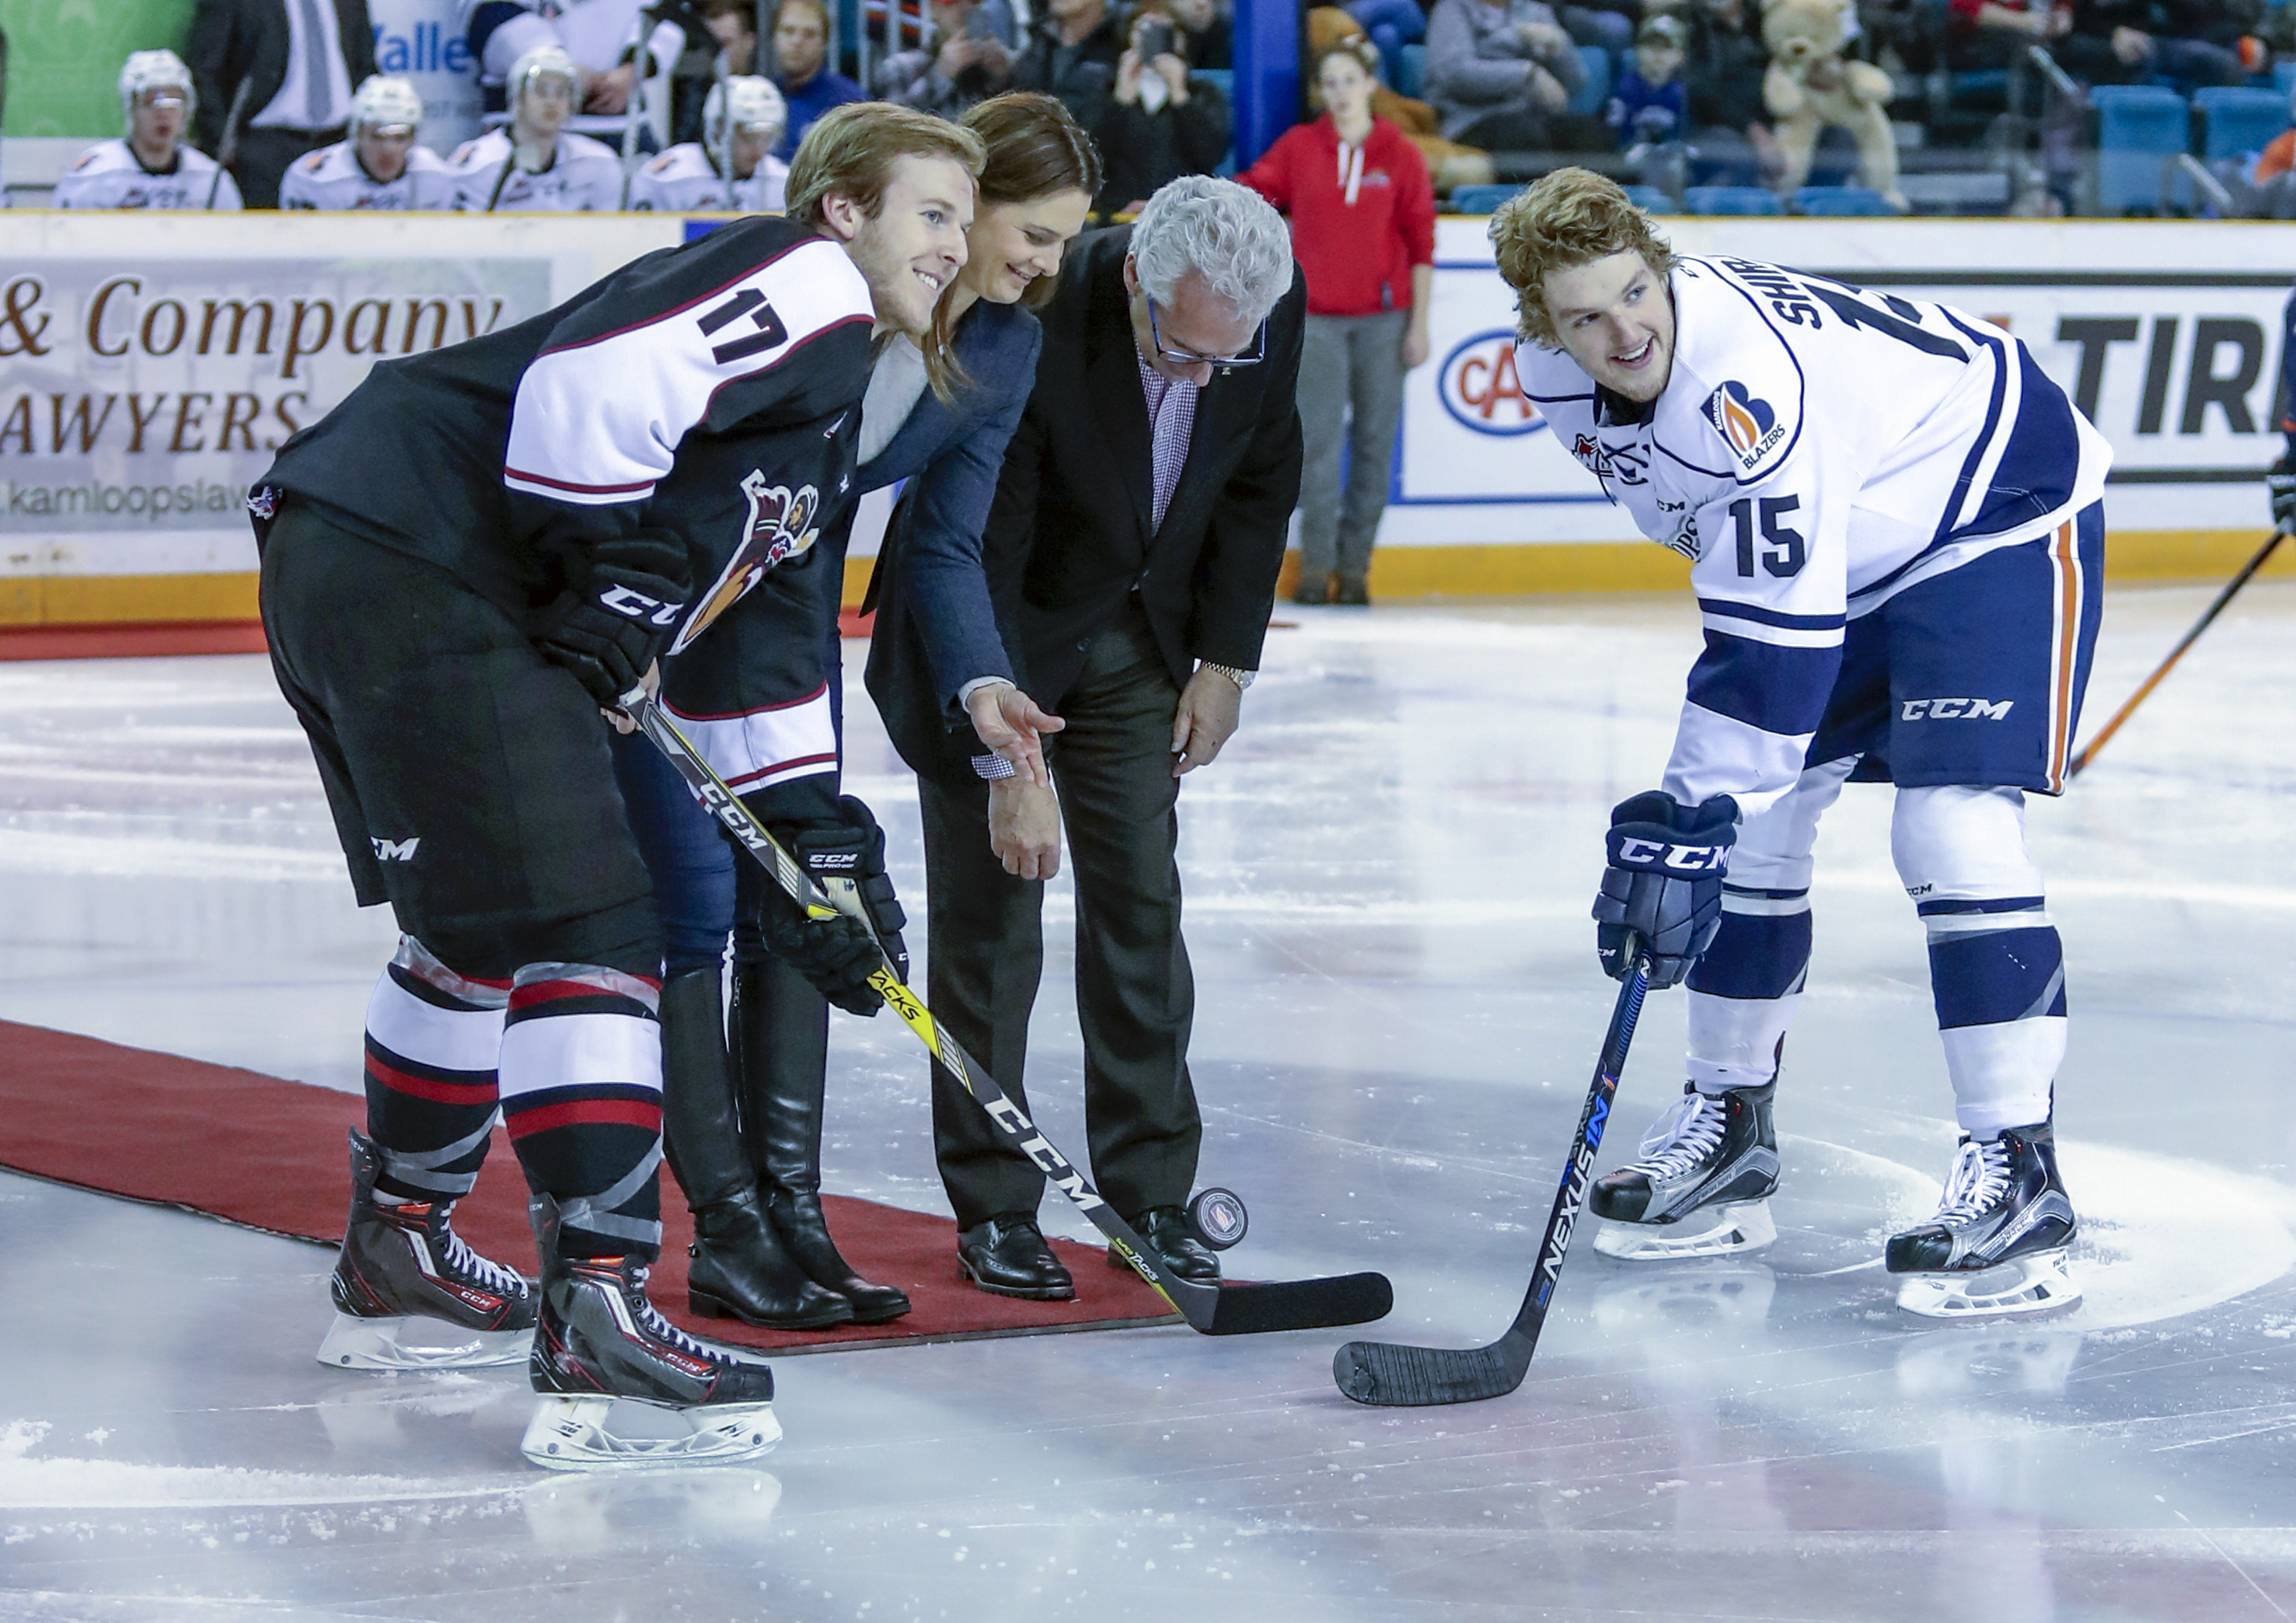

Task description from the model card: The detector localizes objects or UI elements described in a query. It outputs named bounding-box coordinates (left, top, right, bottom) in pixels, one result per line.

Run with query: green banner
left=2, top=0, right=196, bottom=138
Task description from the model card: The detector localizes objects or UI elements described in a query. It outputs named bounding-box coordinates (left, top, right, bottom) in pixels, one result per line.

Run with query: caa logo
left=1438, top=330, right=1545, bottom=437
left=1901, top=698, right=2014, bottom=721
left=1702, top=380, right=1785, bottom=467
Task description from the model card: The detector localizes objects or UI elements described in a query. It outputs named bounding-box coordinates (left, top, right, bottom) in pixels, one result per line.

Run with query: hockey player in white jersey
left=629, top=76, right=790, bottom=214
left=54, top=50, right=243, bottom=211
left=280, top=77, right=453, bottom=211
left=1496, top=169, right=2107, bottom=1320
left=445, top=45, right=624, bottom=212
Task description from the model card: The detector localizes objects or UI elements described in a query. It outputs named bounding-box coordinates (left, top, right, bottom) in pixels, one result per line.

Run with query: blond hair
left=785, top=103, right=988, bottom=402
left=1488, top=167, right=1674, bottom=348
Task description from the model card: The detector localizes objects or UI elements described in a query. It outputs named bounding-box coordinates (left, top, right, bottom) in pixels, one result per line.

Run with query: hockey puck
left=1185, top=1187, right=1248, bottom=1251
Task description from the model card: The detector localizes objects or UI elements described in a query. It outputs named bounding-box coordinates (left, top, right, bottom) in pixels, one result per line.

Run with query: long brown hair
left=786, top=102, right=988, bottom=401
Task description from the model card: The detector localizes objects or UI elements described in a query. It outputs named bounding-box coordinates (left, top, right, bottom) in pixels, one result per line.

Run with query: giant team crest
left=668, top=473, right=821, bottom=655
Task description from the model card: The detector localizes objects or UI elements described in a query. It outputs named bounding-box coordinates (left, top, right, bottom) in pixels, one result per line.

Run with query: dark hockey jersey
left=262, top=216, right=874, bottom=631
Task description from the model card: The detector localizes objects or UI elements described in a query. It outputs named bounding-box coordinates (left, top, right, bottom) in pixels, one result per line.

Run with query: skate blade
left=1895, top=1248, right=2080, bottom=1321
left=316, top=1313, right=530, bottom=1372
left=520, top=1395, right=783, bottom=1472
left=1593, top=1199, right=1777, bottom=1262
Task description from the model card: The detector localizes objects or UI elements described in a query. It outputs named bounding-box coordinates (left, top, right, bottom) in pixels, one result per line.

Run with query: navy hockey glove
left=531, top=532, right=693, bottom=707
left=2270, top=455, right=2296, bottom=536
left=760, top=797, right=909, bottom=1016
left=1593, top=791, right=1738, bottom=990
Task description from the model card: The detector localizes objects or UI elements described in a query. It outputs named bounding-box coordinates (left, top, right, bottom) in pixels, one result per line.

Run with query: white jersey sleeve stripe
left=1659, top=700, right=1816, bottom=822
left=1941, top=315, right=2020, bottom=537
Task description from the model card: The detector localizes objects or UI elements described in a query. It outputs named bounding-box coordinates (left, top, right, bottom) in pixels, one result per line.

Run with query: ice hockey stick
left=624, top=689, right=1393, bottom=1337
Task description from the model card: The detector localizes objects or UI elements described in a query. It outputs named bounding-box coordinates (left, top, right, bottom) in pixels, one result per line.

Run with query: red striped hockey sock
left=362, top=937, right=510, bottom=1203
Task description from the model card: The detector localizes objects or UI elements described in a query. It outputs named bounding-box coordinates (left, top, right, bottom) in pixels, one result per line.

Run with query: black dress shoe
left=1109, top=1206, right=1220, bottom=1285
left=957, top=1213, right=1075, bottom=1300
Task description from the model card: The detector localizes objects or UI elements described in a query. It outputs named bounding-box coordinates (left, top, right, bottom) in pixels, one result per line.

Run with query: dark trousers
left=920, top=603, right=1202, bottom=1229
left=232, top=124, right=344, bottom=208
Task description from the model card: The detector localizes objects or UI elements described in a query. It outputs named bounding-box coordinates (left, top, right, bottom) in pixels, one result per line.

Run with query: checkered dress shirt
left=1136, top=352, right=1198, bottom=533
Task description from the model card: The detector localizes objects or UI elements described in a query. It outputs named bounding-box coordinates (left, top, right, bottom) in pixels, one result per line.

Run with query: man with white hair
left=628, top=75, right=790, bottom=212
left=891, top=175, right=1307, bottom=1301
left=280, top=75, right=452, bottom=209
left=445, top=44, right=623, bottom=211
left=56, top=51, right=243, bottom=210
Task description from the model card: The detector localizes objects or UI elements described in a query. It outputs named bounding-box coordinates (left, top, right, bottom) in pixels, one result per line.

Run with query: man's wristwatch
left=1201, top=661, right=1255, bottom=692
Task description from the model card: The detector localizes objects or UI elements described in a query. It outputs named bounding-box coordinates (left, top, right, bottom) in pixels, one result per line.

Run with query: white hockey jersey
left=51, top=139, right=243, bottom=211
left=626, top=142, right=789, bottom=214
left=278, top=140, right=455, bottom=211
left=1518, top=253, right=2110, bottom=819
left=442, top=127, right=624, bottom=212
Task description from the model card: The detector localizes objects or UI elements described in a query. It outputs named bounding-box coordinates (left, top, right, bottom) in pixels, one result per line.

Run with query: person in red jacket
left=1240, top=38, right=1436, bottom=606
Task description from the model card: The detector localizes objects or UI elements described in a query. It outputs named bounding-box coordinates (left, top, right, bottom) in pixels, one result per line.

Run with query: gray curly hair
left=1129, top=176, right=1293, bottom=325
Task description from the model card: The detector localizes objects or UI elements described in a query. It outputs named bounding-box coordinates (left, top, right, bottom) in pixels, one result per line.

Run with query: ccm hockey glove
left=2270, top=455, right=2296, bottom=536
left=1593, top=791, right=1739, bottom=990
left=531, top=531, right=693, bottom=706
left=759, top=797, right=910, bottom=1016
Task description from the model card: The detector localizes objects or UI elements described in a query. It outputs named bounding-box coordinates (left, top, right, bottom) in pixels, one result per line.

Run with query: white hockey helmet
left=118, top=49, right=196, bottom=133
left=706, top=76, right=787, bottom=166
left=508, top=44, right=583, bottom=110
left=350, top=75, right=424, bottom=137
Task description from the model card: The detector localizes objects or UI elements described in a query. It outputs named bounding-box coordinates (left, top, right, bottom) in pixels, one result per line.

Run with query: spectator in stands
left=2215, top=78, right=2296, bottom=218
left=1561, top=5, right=1635, bottom=56
left=770, top=0, right=867, bottom=160
left=190, top=0, right=375, bottom=208
left=1947, top=0, right=2069, bottom=73
left=2055, top=0, right=2251, bottom=95
left=875, top=0, right=1019, bottom=117
left=1608, top=13, right=1687, bottom=150
left=279, top=74, right=452, bottom=208
left=1345, top=0, right=1425, bottom=89
left=1170, top=0, right=1235, bottom=69
left=1091, top=5, right=1234, bottom=215
left=1680, top=0, right=1775, bottom=184
left=1424, top=0, right=1589, bottom=148
left=672, top=0, right=762, bottom=142
left=700, top=0, right=759, bottom=73
left=1011, top=0, right=1129, bottom=131
left=444, top=44, right=624, bottom=210
left=630, top=75, right=791, bottom=210
left=58, top=49, right=244, bottom=211
left=1240, top=38, right=1434, bottom=606
left=466, top=0, right=693, bottom=141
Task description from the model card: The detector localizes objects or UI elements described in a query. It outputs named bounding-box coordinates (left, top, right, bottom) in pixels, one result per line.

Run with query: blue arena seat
left=1623, top=183, right=1676, bottom=213
left=1683, top=184, right=1783, bottom=215
left=1448, top=183, right=1523, bottom=215
left=2196, top=86, right=2289, bottom=161
left=2091, top=85, right=2189, bottom=213
left=1566, top=46, right=1610, bottom=117
left=2278, top=61, right=2296, bottom=99
left=1195, top=67, right=1233, bottom=98
left=1793, top=185, right=1898, bottom=215
left=1397, top=43, right=1426, bottom=99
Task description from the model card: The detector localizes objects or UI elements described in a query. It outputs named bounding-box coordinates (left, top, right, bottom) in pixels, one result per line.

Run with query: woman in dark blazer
left=615, top=92, right=1101, bottom=1332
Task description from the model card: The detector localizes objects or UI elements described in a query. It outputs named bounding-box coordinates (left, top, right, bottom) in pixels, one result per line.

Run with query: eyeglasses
left=1146, top=296, right=1265, bottom=375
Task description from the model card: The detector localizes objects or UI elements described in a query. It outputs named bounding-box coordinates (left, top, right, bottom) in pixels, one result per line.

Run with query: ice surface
left=2, top=586, right=2293, bottom=1620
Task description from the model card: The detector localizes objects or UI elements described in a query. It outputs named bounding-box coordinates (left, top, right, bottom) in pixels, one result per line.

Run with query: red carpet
left=0, top=622, right=270, bottom=661
left=0, top=1021, right=1178, bottom=1352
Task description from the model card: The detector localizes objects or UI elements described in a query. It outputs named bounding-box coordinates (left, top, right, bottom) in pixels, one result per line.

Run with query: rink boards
left=1, top=209, right=2291, bottom=625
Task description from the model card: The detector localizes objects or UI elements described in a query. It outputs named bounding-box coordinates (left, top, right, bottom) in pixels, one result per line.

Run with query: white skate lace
left=623, top=1265, right=729, bottom=1363
left=1930, top=1136, right=2012, bottom=1224
left=435, top=1222, right=526, bottom=1297
left=1622, top=1091, right=1729, bottom=1181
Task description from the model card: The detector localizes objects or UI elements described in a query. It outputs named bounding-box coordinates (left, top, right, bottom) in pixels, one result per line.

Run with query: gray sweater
left=1423, top=0, right=1588, bottom=141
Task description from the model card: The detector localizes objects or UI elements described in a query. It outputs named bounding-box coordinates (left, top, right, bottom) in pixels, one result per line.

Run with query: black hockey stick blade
left=1332, top=951, right=1652, bottom=1406
left=623, top=692, right=1393, bottom=1338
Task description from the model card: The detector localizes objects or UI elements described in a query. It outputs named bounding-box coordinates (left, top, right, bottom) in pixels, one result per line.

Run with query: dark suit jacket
left=856, top=300, right=1042, bottom=780
left=982, top=226, right=1304, bottom=723
left=190, top=0, right=376, bottom=148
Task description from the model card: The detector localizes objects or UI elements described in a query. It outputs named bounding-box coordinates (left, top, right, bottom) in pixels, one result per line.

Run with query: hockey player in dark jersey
left=256, top=103, right=985, bottom=1470
left=2269, top=289, right=2296, bottom=536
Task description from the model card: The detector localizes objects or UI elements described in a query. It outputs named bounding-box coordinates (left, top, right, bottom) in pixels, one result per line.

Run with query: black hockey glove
left=1592, top=791, right=1738, bottom=990
left=759, top=796, right=909, bottom=1016
left=2270, top=455, right=2296, bottom=536
left=530, top=531, right=693, bottom=707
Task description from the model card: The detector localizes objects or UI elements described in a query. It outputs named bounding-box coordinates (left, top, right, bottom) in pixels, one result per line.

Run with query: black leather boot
left=732, top=955, right=913, bottom=1325
left=660, top=968, right=852, bottom=1331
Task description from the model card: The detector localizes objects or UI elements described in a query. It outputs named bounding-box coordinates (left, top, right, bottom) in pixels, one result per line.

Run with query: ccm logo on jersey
left=1702, top=381, right=1785, bottom=468
left=370, top=836, right=420, bottom=862
left=1902, top=697, right=2015, bottom=721
left=1615, top=836, right=1729, bottom=871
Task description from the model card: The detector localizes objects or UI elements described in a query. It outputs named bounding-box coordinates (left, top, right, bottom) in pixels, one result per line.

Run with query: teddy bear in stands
left=1761, top=0, right=1908, bottom=211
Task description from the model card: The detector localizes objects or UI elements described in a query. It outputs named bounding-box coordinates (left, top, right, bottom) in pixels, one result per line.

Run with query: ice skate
left=1888, top=1122, right=2079, bottom=1320
left=318, top=1129, right=536, bottom=1371
left=1591, top=1082, right=1779, bottom=1260
left=522, top=1194, right=781, bottom=1472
